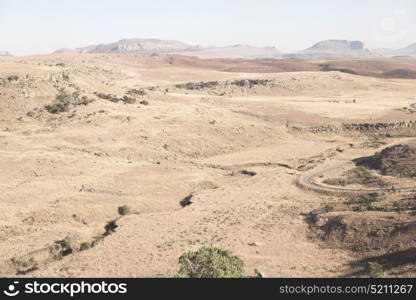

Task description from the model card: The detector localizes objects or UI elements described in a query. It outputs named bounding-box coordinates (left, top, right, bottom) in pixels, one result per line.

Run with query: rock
left=254, top=269, right=266, bottom=278
left=179, top=194, right=193, bottom=207
left=248, top=241, right=262, bottom=246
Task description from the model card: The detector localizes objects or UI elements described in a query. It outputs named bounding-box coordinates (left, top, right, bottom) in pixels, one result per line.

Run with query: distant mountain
left=79, top=39, right=201, bottom=54
left=395, top=43, right=416, bottom=56
left=285, top=40, right=373, bottom=58
left=371, top=43, right=416, bottom=57
left=53, top=39, right=281, bottom=59
left=53, top=39, right=202, bottom=55
left=0, top=51, right=12, bottom=57
left=53, top=48, right=80, bottom=54
left=173, top=44, right=281, bottom=59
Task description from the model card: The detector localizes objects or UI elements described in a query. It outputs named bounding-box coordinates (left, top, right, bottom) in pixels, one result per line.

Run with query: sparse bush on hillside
left=127, top=88, right=146, bottom=96
left=346, top=193, right=379, bottom=206
left=45, top=91, right=71, bottom=114
left=45, top=90, right=93, bottom=114
left=323, top=166, right=386, bottom=188
left=121, top=95, right=136, bottom=104
left=323, top=204, right=335, bottom=213
left=174, top=79, right=272, bottom=91
left=80, top=242, right=92, bottom=251
left=176, top=247, right=244, bottom=278
left=95, top=92, right=119, bottom=102
left=7, top=75, right=19, bottom=82
left=95, top=92, right=136, bottom=104
left=232, top=79, right=271, bottom=87
left=175, top=81, right=219, bottom=90
left=118, top=205, right=131, bottom=216
left=368, top=262, right=383, bottom=278
left=78, top=96, right=94, bottom=106
left=45, top=101, right=70, bottom=114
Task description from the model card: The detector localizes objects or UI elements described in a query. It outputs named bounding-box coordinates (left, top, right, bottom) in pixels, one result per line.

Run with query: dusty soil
left=1, top=53, right=416, bottom=277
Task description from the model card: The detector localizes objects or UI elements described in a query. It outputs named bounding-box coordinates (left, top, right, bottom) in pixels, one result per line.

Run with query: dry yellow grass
left=1, top=54, right=416, bottom=277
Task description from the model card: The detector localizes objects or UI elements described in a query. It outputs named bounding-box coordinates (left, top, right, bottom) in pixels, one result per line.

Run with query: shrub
left=368, top=262, right=383, bottom=278
left=118, top=205, right=131, bottom=216
left=127, top=88, right=146, bottom=96
left=45, top=102, right=70, bottom=114
left=121, top=95, right=136, bottom=104
left=95, top=92, right=120, bottom=102
left=232, top=79, right=271, bottom=88
left=80, top=242, right=92, bottom=251
left=323, top=204, right=334, bottom=213
left=393, top=201, right=405, bottom=211
left=77, top=96, right=93, bottom=106
left=323, top=167, right=386, bottom=188
left=346, top=193, right=379, bottom=205
left=7, top=75, right=19, bottom=82
left=177, top=247, right=244, bottom=278
left=175, top=81, right=219, bottom=90
left=95, top=92, right=136, bottom=104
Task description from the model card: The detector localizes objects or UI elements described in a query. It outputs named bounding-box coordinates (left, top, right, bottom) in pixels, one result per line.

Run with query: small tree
left=177, top=247, right=244, bottom=278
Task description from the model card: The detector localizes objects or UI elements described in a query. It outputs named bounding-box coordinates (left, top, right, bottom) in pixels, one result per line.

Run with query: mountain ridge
left=53, top=38, right=281, bottom=59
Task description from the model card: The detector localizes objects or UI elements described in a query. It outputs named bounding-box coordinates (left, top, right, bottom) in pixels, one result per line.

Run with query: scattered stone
left=248, top=242, right=262, bottom=246
left=254, top=269, right=266, bottom=278
left=180, top=194, right=193, bottom=208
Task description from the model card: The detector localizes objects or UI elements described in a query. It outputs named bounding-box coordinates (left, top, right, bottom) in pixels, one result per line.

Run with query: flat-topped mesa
left=286, top=39, right=372, bottom=58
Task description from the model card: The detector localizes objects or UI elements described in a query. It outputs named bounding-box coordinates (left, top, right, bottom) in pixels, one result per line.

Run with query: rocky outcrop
left=370, top=144, right=416, bottom=177
left=305, top=120, right=416, bottom=134
left=343, top=120, right=416, bottom=131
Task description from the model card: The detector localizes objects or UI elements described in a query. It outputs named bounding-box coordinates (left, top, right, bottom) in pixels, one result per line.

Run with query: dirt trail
left=300, top=138, right=416, bottom=194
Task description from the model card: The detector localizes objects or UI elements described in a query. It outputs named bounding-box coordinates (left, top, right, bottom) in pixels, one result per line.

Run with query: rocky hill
left=286, top=40, right=372, bottom=58
left=372, top=43, right=416, bottom=57
left=370, top=144, right=416, bottom=177
left=395, top=43, right=416, bottom=56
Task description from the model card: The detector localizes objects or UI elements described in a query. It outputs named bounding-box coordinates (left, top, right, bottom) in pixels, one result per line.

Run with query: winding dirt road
left=300, top=138, right=416, bottom=194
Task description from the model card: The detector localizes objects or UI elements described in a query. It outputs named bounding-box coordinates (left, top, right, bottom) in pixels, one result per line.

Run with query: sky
left=0, top=0, right=415, bottom=56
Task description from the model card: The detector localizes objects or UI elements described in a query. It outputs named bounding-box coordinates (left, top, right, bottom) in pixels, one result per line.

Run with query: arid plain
left=1, top=54, right=416, bottom=277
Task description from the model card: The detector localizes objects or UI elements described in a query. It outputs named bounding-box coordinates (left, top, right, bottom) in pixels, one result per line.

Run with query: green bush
left=368, top=262, right=383, bottom=278
left=80, top=242, right=92, bottom=251
left=323, top=204, right=334, bottom=213
left=177, top=247, right=244, bottom=278
left=45, top=101, right=70, bottom=114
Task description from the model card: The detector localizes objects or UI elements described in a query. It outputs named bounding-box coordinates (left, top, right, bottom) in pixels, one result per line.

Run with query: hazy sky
left=0, top=0, right=415, bottom=55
